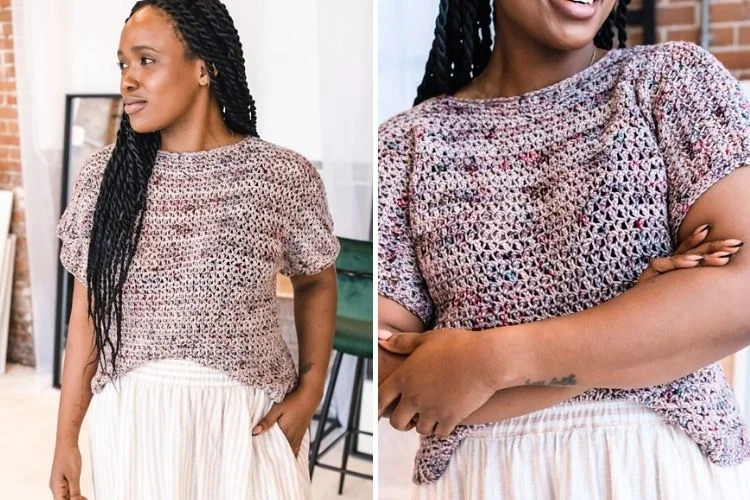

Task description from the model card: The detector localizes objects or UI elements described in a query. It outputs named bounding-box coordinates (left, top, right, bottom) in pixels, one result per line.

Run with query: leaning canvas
left=0, top=234, right=16, bottom=374
left=0, top=190, right=12, bottom=374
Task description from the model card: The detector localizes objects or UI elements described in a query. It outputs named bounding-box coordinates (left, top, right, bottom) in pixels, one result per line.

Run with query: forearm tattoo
left=299, top=361, right=314, bottom=377
left=524, top=374, right=577, bottom=386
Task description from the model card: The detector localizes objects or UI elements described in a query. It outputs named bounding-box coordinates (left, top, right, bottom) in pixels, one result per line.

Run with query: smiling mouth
left=550, top=0, right=601, bottom=20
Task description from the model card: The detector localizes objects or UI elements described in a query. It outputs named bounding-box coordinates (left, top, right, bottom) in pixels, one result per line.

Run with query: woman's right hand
left=49, top=443, right=87, bottom=500
left=637, top=224, right=743, bottom=286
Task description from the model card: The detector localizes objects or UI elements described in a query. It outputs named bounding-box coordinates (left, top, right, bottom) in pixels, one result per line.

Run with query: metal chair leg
left=309, top=350, right=344, bottom=478
left=350, top=358, right=369, bottom=458
left=338, top=356, right=364, bottom=495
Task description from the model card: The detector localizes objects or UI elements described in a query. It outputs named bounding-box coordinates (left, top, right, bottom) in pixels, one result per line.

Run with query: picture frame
left=53, top=94, right=123, bottom=388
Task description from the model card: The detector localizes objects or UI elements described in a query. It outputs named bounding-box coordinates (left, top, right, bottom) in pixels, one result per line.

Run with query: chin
left=127, top=117, right=160, bottom=135
left=543, top=25, right=604, bottom=51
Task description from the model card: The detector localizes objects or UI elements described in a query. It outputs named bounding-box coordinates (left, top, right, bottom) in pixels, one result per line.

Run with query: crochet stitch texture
left=378, top=41, right=750, bottom=484
left=57, top=135, right=340, bottom=403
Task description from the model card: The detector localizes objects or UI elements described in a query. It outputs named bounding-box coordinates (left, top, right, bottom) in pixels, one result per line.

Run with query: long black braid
left=415, top=0, right=632, bottom=105
left=85, top=0, right=259, bottom=381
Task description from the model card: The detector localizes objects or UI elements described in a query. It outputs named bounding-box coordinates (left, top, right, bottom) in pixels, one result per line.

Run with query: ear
left=198, top=60, right=219, bottom=86
left=198, top=62, right=211, bottom=87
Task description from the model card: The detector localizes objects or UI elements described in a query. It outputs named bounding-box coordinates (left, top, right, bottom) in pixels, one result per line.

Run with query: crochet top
left=56, top=135, right=340, bottom=402
left=378, top=41, right=750, bottom=484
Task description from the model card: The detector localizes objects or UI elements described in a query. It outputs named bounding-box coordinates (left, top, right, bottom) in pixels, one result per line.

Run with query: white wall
left=14, top=0, right=371, bottom=373
left=43, top=0, right=324, bottom=157
left=378, top=0, right=435, bottom=123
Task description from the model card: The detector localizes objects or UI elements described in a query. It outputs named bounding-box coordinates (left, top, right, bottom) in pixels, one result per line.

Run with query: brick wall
left=0, top=0, right=33, bottom=367
left=629, top=0, right=750, bottom=80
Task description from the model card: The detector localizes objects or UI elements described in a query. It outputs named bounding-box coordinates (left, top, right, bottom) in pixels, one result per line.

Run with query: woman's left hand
left=252, top=387, right=321, bottom=456
left=378, top=328, right=501, bottom=437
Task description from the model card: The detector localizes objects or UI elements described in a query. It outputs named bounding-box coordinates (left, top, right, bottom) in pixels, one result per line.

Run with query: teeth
left=571, top=0, right=594, bottom=4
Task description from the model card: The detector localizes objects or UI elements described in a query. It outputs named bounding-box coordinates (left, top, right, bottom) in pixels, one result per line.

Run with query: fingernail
left=727, top=241, right=744, bottom=248
left=712, top=252, right=733, bottom=259
left=378, top=329, right=393, bottom=340
left=695, top=224, right=710, bottom=234
left=684, top=255, right=704, bottom=262
left=252, top=426, right=261, bottom=434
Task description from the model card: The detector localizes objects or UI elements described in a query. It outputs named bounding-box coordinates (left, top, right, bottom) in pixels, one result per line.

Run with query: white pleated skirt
left=413, top=400, right=750, bottom=500
left=87, top=358, right=311, bottom=500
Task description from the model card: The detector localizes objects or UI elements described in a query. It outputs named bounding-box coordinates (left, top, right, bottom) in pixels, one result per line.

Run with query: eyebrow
left=117, top=45, right=160, bottom=56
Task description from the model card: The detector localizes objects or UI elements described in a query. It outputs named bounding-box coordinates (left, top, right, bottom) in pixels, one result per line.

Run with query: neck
left=458, top=15, right=599, bottom=99
left=159, top=92, right=243, bottom=153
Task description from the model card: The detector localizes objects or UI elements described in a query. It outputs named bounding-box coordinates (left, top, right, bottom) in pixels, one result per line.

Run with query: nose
left=120, top=69, right=140, bottom=94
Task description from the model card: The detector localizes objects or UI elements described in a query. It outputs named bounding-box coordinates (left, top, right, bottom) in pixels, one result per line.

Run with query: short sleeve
left=652, top=42, right=750, bottom=243
left=55, top=147, right=110, bottom=284
left=378, top=114, right=435, bottom=326
left=280, top=159, right=340, bottom=277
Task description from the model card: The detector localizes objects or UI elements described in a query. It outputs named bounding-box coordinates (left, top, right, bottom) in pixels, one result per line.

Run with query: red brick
left=627, top=28, right=644, bottom=47
left=657, top=5, right=697, bottom=26
left=0, top=107, right=17, bottom=119
left=665, top=26, right=734, bottom=46
left=1, top=2, right=31, bottom=368
left=666, top=27, right=699, bottom=44
left=714, top=49, right=750, bottom=70
left=0, top=135, right=20, bottom=146
left=711, top=2, right=750, bottom=24
left=740, top=25, right=750, bottom=45
left=711, top=26, right=736, bottom=46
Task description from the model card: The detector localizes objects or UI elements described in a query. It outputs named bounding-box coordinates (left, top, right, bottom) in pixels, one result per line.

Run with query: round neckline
left=441, top=47, right=622, bottom=108
left=155, top=134, right=255, bottom=161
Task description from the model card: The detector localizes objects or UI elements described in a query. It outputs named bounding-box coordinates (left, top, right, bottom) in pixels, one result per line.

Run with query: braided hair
left=85, top=0, right=259, bottom=380
left=415, top=0, right=632, bottom=105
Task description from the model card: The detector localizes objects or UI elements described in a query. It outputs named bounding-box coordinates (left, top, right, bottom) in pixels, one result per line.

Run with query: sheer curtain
left=317, top=0, right=373, bottom=242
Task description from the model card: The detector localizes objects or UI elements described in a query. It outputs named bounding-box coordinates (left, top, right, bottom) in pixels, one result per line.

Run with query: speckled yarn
left=56, top=136, right=340, bottom=402
left=378, top=41, right=750, bottom=484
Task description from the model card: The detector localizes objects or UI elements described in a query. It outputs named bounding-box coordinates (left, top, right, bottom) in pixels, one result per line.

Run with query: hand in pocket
left=252, top=388, right=319, bottom=456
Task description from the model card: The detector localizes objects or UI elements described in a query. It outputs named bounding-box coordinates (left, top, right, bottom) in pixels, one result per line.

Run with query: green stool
left=309, top=237, right=373, bottom=494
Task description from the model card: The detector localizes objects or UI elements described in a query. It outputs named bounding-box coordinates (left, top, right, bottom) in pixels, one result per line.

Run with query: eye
left=116, top=57, right=154, bottom=72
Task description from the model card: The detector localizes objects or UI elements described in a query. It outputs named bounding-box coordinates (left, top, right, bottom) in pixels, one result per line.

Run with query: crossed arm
left=378, top=167, right=750, bottom=434
left=379, top=297, right=586, bottom=426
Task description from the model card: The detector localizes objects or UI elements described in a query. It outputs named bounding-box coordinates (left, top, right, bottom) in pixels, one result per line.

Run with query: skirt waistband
left=115, top=358, right=243, bottom=388
left=470, top=400, right=664, bottom=440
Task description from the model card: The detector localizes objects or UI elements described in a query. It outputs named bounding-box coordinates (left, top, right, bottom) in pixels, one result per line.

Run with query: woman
left=378, top=0, right=750, bottom=498
left=49, top=1, right=339, bottom=499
